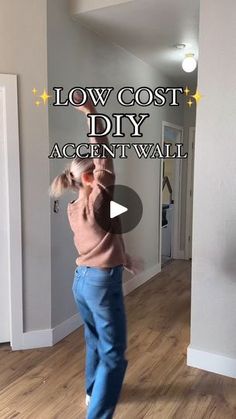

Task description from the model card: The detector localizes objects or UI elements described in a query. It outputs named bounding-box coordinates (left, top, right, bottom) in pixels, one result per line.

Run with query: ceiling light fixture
left=182, top=53, right=197, bottom=73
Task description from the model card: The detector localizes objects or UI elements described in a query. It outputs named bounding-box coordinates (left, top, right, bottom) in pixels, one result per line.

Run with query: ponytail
left=49, top=156, right=94, bottom=198
left=49, top=169, right=75, bottom=198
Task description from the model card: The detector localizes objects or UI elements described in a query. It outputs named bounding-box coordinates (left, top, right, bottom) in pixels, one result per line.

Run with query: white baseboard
left=13, top=264, right=160, bottom=350
left=21, top=329, right=52, bottom=350
left=52, top=312, right=83, bottom=345
left=13, top=313, right=83, bottom=351
left=123, top=263, right=160, bottom=296
left=187, top=345, right=236, bottom=379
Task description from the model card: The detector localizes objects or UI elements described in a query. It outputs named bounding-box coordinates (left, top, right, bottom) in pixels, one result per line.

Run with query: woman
left=49, top=94, right=140, bottom=419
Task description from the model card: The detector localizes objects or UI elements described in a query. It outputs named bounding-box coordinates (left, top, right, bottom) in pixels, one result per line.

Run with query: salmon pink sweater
left=67, top=115, right=132, bottom=272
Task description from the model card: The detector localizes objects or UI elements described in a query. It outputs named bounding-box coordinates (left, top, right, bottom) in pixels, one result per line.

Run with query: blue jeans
left=72, top=265, right=128, bottom=419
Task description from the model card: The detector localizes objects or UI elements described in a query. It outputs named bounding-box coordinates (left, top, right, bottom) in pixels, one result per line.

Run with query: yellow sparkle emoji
left=32, top=87, right=37, bottom=95
left=40, top=89, right=51, bottom=105
left=191, top=90, right=202, bottom=104
left=184, top=86, right=190, bottom=96
left=35, top=100, right=41, bottom=106
left=187, top=99, right=193, bottom=108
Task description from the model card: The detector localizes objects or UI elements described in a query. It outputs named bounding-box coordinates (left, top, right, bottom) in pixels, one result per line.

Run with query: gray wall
left=181, top=83, right=196, bottom=251
left=189, top=0, right=236, bottom=357
left=47, top=0, right=184, bottom=328
left=0, top=0, right=51, bottom=331
left=0, top=0, right=187, bottom=334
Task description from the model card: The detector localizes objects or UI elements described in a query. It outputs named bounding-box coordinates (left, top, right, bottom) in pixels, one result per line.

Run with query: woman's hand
left=73, top=91, right=95, bottom=115
left=125, top=255, right=144, bottom=275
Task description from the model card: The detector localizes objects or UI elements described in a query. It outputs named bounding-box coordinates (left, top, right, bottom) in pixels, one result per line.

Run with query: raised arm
left=73, top=91, right=114, bottom=182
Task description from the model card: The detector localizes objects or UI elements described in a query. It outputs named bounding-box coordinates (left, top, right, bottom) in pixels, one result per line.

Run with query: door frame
left=159, top=121, right=184, bottom=265
left=185, top=126, right=195, bottom=259
left=0, top=74, right=23, bottom=349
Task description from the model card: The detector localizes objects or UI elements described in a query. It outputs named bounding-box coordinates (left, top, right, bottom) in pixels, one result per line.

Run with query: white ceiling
left=71, top=0, right=200, bottom=84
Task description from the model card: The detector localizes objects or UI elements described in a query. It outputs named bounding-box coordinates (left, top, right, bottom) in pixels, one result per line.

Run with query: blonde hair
left=49, top=156, right=95, bottom=198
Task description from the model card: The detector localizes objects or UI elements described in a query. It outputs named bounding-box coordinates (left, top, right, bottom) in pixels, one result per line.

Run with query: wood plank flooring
left=1, top=260, right=236, bottom=418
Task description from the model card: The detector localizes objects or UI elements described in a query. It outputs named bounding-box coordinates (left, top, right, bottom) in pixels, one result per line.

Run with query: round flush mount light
left=182, top=53, right=197, bottom=73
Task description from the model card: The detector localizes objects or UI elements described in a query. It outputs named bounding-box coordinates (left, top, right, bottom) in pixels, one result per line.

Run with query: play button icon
left=110, top=201, right=128, bottom=219
left=94, top=184, right=143, bottom=234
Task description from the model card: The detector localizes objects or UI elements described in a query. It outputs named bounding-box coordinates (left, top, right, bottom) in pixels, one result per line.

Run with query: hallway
left=1, top=260, right=236, bottom=418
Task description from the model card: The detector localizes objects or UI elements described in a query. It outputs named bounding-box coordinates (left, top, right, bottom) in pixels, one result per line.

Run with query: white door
left=0, top=84, right=10, bottom=343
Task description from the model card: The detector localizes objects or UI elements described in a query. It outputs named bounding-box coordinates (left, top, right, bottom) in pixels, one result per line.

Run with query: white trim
left=52, top=313, right=83, bottom=345
left=0, top=74, right=23, bottom=350
left=187, top=345, right=236, bottom=379
left=123, top=263, right=160, bottom=296
left=185, top=127, right=195, bottom=259
left=12, top=313, right=83, bottom=350
left=22, top=330, right=52, bottom=350
left=160, top=122, right=184, bottom=264
left=21, top=313, right=84, bottom=349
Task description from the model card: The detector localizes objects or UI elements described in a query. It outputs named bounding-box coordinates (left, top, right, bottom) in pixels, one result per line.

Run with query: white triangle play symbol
left=110, top=200, right=128, bottom=219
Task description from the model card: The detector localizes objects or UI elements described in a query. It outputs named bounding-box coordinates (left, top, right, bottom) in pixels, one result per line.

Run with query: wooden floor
left=1, top=260, right=236, bottom=418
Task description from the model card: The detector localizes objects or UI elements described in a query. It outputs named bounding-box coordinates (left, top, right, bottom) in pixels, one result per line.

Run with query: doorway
left=160, top=122, right=184, bottom=267
left=0, top=74, right=23, bottom=349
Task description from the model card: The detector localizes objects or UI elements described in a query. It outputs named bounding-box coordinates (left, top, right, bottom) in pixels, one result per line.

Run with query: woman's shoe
left=85, top=394, right=91, bottom=406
